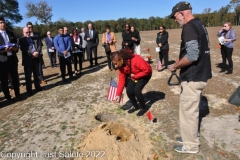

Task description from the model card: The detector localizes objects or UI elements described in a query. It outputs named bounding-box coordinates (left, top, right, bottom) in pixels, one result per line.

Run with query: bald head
left=23, top=27, right=30, bottom=37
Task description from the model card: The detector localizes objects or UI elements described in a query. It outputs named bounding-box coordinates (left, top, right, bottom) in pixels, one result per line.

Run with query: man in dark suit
left=45, top=31, right=56, bottom=68
left=0, top=16, right=20, bottom=101
left=26, top=22, right=47, bottom=84
left=18, top=27, right=42, bottom=96
left=84, top=23, right=99, bottom=67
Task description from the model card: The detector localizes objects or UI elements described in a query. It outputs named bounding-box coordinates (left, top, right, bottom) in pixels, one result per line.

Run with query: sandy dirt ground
left=0, top=27, right=239, bottom=160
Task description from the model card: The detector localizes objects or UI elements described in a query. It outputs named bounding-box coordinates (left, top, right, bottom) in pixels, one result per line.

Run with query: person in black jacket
left=70, top=28, right=83, bottom=75
left=156, top=26, right=169, bottom=69
left=122, top=24, right=133, bottom=53
left=131, top=26, right=141, bottom=55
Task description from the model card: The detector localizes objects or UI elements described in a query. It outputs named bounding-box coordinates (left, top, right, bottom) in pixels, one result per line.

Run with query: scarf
left=73, top=34, right=78, bottom=42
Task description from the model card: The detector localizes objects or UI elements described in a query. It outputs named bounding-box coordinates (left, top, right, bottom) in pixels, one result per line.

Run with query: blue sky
left=16, top=0, right=231, bottom=27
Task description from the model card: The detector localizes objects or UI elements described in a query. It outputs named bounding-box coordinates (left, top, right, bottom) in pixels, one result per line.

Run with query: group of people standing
left=0, top=1, right=236, bottom=155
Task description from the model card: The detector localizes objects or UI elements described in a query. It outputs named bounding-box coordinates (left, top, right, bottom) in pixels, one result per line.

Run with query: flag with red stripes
left=107, top=77, right=123, bottom=103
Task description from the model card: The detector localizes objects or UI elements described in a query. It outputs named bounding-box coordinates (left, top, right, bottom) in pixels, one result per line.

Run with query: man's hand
left=11, top=46, right=18, bottom=52
left=87, top=38, right=90, bottom=41
left=113, top=96, right=120, bottom=103
left=63, top=50, right=67, bottom=56
left=51, top=47, right=55, bottom=50
left=33, top=52, right=39, bottom=58
left=125, top=43, right=128, bottom=46
left=130, top=73, right=134, bottom=78
left=169, top=59, right=179, bottom=72
left=4, top=47, right=11, bottom=52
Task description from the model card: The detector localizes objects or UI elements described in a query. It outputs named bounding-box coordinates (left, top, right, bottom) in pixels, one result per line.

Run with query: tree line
left=1, top=0, right=240, bottom=39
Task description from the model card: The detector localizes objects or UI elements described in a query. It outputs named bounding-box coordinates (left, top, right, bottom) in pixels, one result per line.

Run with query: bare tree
left=203, top=8, right=211, bottom=27
left=26, top=1, right=52, bottom=26
left=230, top=0, right=240, bottom=25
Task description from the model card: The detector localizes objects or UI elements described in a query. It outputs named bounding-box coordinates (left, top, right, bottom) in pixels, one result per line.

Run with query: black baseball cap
left=169, top=1, right=192, bottom=18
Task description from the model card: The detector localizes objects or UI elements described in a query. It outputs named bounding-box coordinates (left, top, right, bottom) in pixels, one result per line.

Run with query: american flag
left=107, top=77, right=123, bottom=103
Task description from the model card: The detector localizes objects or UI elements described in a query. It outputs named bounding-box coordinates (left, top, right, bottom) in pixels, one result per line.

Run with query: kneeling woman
left=111, top=49, right=152, bottom=116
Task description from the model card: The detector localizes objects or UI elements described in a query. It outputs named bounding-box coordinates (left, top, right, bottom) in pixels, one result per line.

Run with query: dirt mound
left=76, top=122, right=152, bottom=160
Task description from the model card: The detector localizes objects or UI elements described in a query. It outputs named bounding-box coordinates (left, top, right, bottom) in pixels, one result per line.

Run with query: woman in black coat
left=156, top=25, right=169, bottom=69
left=131, top=26, right=141, bottom=54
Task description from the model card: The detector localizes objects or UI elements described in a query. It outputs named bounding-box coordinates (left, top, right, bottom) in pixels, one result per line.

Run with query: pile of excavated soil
left=76, top=122, right=153, bottom=160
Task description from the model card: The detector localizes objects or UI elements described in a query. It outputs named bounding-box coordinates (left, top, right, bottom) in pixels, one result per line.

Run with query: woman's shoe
left=128, top=107, right=140, bottom=113
left=226, top=70, right=232, bottom=74
left=219, top=70, right=225, bottom=73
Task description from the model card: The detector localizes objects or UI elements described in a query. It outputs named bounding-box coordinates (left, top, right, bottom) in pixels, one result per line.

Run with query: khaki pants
left=179, top=81, right=207, bottom=151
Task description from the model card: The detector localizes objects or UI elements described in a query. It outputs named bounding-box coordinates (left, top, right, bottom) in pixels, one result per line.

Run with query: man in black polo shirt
left=169, top=2, right=212, bottom=154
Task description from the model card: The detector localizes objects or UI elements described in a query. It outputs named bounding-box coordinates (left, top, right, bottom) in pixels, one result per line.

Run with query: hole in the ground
left=103, top=122, right=133, bottom=142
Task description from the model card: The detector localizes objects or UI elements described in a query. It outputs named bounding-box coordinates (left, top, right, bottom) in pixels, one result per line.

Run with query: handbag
left=104, top=45, right=111, bottom=53
left=125, top=59, right=132, bottom=87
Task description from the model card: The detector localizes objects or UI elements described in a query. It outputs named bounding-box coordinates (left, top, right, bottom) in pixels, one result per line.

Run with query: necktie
left=1, top=31, right=8, bottom=44
left=89, top=30, right=92, bottom=39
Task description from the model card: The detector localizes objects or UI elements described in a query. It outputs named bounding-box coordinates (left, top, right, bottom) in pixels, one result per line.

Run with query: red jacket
left=116, top=54, right=152, bottom=96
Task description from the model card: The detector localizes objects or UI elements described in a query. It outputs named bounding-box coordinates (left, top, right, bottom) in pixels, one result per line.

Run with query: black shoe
left=128, top=107, right=140, bottom=113
left=136, top=108, right=147, bottom=116
left=89, top=64, right=93, bottom=68
left=6, top=97, right=12, bottom=103
left=226, top=70, right=232, bottom=74
left=219, top=70, right=225, bottom=73
left=95, top=63, right=98, bottom=66
left=70, top=76, right=75, bottom=81
left=36, top=88, right=43, bottom=92
left=121, top=104, right=132, bottom=110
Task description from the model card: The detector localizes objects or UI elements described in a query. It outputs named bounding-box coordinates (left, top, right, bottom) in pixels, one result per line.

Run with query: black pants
left=7, top=56, right=20, bottom=96
left=0, top=62, right=11, bottom=99
left=159, top=49, right=169, bottom=68
left=221, top=45, right=233, bottom=71
left=47, top=51, right=56, bottom=67
left=106, top=51, right=115, bottom=70
left=87, top=46, right=97, bottom=65
left=38, top=55, right=44, bottom=81
left=126, top=75, right=151, bottom=109
left=24, top=61, right=41, bottom=94
left=73, top=52, right=83, bottom=71
left=59, top=56, right=73, bottom=80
